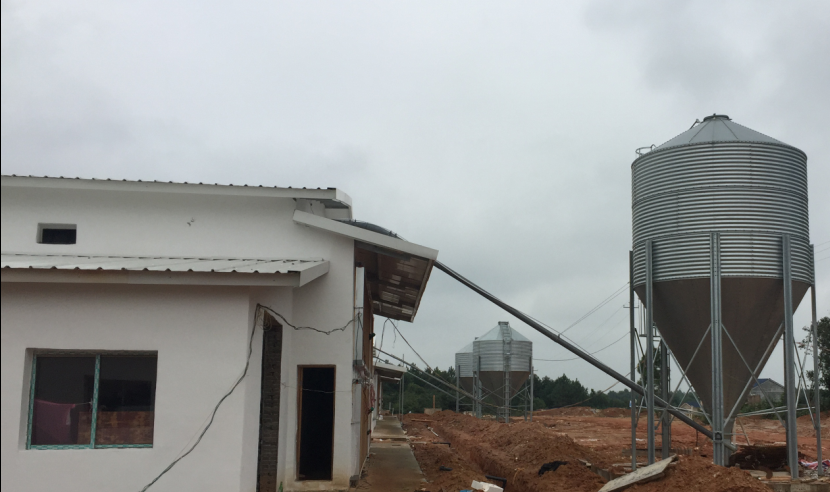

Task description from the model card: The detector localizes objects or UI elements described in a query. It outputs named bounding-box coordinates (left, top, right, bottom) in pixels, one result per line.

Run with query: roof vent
left=702, top=113, right=731, bottom=122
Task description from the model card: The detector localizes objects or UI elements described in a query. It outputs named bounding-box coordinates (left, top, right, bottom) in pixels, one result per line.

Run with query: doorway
left=297, top=366, right=335, bottom=481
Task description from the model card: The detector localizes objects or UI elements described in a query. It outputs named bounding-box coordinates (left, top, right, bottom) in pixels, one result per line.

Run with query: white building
left=0, top=175, right=437, bottom=492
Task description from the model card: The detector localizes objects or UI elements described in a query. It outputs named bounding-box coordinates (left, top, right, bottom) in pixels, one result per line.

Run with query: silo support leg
left=629, top=251, right=638, bottom=471
left=710, top=232, right=726, bottom=467
left=661, top=340, right=671, bottom=459
left=783, top=234, right=799, bottom=480
left=811, top=248, right=822, bottom=475
left=645, top=240, right=656, bottom=465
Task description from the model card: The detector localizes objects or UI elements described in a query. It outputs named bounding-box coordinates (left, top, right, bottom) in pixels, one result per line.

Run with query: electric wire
left=139, top=303, right=355, bottom=491
left=534, top=331, right=629, bottom=362
left=388, top=319, right=433, bottom=371
left=560, top=282, right=630, bottom=335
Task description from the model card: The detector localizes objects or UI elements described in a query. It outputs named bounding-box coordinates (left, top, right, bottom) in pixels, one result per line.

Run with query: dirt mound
left=403, top=412, right=780, bottom=492
left=410, top=441, right=488, bottom=492
left=407, top=411, right=608, bottom=491
left=533, top=406, right=595, bottom=417
left=797, top=410, right=829, bottom=423
left=627, top=455, right=771, bottom=492
left=598, top=407, right=629, bottom=418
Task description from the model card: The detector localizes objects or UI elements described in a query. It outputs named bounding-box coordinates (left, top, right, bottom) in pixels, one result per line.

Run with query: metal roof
left=654, top=114, right=788, bottom=151
left=1, top=175, right=352, bottom=209
left=1, top=253, right=325, bottom=274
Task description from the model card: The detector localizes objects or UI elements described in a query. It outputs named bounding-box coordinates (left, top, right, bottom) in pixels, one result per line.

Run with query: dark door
left=297, top=366, right=335, bottom=481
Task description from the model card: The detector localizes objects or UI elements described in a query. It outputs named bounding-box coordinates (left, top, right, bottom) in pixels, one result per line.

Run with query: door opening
left=256, top=316, right=283, bottom=492
left=297, top=366, right=335, bottom=481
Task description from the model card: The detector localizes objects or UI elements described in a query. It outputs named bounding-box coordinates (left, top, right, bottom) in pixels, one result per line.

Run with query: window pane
left=31, top=356, right=95, bottom=445
left=95, top=356, right=157, bottom=445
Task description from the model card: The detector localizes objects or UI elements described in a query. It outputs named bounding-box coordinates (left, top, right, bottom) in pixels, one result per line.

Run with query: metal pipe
left=711, top=232, right=726, bottom=466
left=646, top=239, right=656, bottom=464
left=811, top=244, right=822, bottom=475
left=783, top=234, right=799, bottom=479
left=377, top=348, right=478, bottom=401
left=629, top=250, right=638, bottom=471
left=406, top=371, right=458, bottom=402
left=432, top=260, right=726, bottom=446
left=401, top=373, right=404, bottom=419
left=661, top=339, right=671, bottom=459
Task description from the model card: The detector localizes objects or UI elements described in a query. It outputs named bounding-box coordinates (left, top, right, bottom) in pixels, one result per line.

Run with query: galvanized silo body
left=455, top=342, right=475, bottom=394
left=473, top=322, right=532, bottom=418
left=632, top=115, right=813, bottom=464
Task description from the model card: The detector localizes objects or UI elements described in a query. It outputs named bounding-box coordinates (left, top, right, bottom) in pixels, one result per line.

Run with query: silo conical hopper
left=455, top=342, right=475, bottom=394
left=632, top=115, right=812, bottom=444
left=473, top=322, right=532, bottom=411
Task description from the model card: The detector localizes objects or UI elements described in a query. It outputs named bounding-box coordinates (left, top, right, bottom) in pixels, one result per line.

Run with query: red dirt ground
left=400, top=410, right=830, bottom=491
left=529, top=407, right=830, bottom=462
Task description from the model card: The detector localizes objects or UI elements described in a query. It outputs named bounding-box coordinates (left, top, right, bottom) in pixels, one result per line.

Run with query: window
left=37, top=224, right=77, bottom=244
left=27, top=352, right=157, bottom=449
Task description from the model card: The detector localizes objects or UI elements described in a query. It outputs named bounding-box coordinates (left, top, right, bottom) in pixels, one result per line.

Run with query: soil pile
left=409, top=441, right=489, bottom=492
left=626, top=455, right=772, bottom=492
left=406, top=411, right=608, bottom=492
left=598, top=408, right=629, bottom=418
left=404, top=412, right=779, bottom=492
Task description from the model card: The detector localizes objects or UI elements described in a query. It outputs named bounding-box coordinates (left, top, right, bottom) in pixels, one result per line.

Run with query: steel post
left=811, top=244, right=823, bottom=475
left=783, top=235, right=799, bottom=479
left=711, top=232, right=725, bottom=466
left=661, top=340, right=671, bottom=459
left=400, top=373, right=404, bottom=419
left=456, top=364, right=460, bottom=413
left=475, top=356, right=482, bottom=419
left=630, top=250, right=638, bottom=470
left=646, top=239, right=656, bottom=464
left=530, top=365, right=534, bottom=422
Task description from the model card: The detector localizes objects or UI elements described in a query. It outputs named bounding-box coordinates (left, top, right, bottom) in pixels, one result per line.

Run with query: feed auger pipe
left=434, top=261, right=732, bottom=449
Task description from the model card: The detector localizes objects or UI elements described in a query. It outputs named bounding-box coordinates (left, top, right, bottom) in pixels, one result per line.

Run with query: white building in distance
left=0, top=175, right=437, bottom=492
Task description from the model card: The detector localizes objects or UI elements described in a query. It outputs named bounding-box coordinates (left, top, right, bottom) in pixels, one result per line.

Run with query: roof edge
left=0, top=175, right=352, bottom=209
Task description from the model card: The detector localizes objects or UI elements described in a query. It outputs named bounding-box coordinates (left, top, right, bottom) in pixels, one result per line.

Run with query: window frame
left=26, top=350, right=157, bottom=450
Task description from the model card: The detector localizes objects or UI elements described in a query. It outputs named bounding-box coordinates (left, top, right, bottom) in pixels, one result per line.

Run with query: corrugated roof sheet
left=1, top=253, right=325, bottom=274
left=1, top=175, right=352, bottom=209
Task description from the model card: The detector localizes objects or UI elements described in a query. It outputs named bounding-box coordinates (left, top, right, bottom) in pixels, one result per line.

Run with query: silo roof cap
left=654, top=114, right=788, bottom=151
left=477, top=323, right=531, bottom=342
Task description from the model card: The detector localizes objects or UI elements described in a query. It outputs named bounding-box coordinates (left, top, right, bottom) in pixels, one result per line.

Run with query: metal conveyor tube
left=434, top=260, right=732, bottom=449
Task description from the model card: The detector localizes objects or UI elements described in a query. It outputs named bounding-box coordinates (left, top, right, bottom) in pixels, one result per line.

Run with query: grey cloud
left=2, top=0, right=828, bottom=389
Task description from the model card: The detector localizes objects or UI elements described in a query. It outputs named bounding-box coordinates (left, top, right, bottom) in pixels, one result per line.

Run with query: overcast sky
left=3, top=0, right=829, bottom=392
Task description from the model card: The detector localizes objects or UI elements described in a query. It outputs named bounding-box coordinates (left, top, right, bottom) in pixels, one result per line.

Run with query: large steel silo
left=455, top=342, right=475, bottom=394
left=473, top=321, right=532, bottom=419
left=632, top=114, right=813, bottom=464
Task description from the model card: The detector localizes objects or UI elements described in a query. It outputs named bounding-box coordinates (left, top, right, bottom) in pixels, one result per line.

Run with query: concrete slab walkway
left=354, top=416, right=426, bottom=492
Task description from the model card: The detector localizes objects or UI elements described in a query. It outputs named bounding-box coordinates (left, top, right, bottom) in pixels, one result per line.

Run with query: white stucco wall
left=1, top=182, right=359, bottom=492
